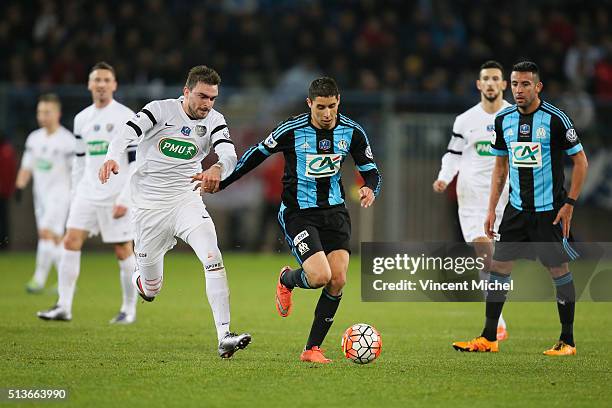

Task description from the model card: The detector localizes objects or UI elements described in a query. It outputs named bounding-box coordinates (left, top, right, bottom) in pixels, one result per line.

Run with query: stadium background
left=1, top=2, right=612, bottom=407
left=1, top=0, right=611, bottom=249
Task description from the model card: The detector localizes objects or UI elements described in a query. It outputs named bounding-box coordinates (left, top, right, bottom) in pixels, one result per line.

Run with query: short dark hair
left=308, top=77, right=340, bottom=100
left=512, top=60, right=540, bottom=81
left=185, top=65, right=221, bottom=90
left=90, top=61, right=116, bottom=78
left=479, top=60, right=504, bottom=77
left=38, top=93, right=61, bottom=109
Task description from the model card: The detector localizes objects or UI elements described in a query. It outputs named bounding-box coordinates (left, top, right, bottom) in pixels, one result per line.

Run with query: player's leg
left=473, top=237, right=508, bottom=340
left=543, top=263, right=576, bottom=355
left=37, top=227, right=88, bottom=321
left=130, top=207, right=173, bottom=302
left=303, top=249, right=348, bottom=355
left=96, top=205, right=137, bottom=324
left=275, top=206, right=329, bottom=316
left=536, top=211, right=577, bottom=356
left=301, top=208, right=351, bottom=363
left=27, top=228, right=59, bottom=293
left=179, top=205, right=250, bottom=358
left=109, top=241, right=137, bottom=324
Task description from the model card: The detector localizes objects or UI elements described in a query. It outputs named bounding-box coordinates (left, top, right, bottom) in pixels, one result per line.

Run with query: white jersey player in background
left=38, top=62, right=138, bottom=324
left=16, top=94, right=74, bottom=293
left=433, top=60, right=511, bottom=341
left=99, top=65, right=251, bottom=358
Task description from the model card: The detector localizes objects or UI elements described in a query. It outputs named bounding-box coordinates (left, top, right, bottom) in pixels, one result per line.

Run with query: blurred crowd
left=2, top=0, right=612, bottom=99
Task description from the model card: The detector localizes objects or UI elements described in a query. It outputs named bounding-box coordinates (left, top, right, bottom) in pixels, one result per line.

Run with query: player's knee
left=203, top=249, right=226, bottom=276
left=63, top=233, right=83, bottom=251
left=329, top=274, right=346, bottom=291
left=114, top=242, right=133, bottom=260
left=306, top=267, right=332, bottom=288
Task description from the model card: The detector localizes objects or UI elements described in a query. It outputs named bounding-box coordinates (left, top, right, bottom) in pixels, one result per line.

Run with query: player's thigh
left=319, top=207, right=352, bottom=256
left=458, top=208, right=489, bottom=243
left=66, top=197, right=99, bottom=237
left=278, top=207, right=324, bottom=266
left=96, top=205, right=135, bottom=244
left=301, top=251, right=332, bottom=287
left=532, top=211, right=577, bottom=268
left=36, top=195, right=70, bottom=238
left=493, top=205, right=534, bottom=265
left=132, top=207, right=176, bottom=266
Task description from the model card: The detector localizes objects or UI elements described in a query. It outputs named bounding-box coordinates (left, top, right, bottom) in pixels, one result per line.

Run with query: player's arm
left=100, top=104, right=158, bottom=183
left=15, top=140, right=33, bottom=191
left=485, top=116, right=510, bottom=238
left=112, top=144, right=138, bottom=218
left=552, top=119, right=588, bottom=237
left=217, top=126, right=289, bottom=191
left=350, top=127, right=381, bottom=208
left=192, top=122, right=238, bottom=194
left=433, top=120, right=465, bottom=193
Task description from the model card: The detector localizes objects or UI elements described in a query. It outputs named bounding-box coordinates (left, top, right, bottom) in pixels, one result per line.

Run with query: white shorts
left=458, top=206, right=504, bottom=243
left=34, top=195, right=70, bottom=236
left=66, top=196, right=135, bottom=243
left=132, top=197, right=212, bottom=265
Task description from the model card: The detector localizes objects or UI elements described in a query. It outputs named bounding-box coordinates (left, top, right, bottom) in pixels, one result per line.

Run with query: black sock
left=305, top=289, right=342, bottom=349
left=481, top=271, right=510, bottom=341
left=554, top=272, right=575, bottom=346
left=280, top=268, right=311, bottom=289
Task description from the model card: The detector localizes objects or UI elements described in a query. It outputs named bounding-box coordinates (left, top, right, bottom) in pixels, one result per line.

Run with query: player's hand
left=432, top=180, right=448, bottom=193
left=359, top=187, right=375, bottom=208
left=191, top=165, right=221, bottom=195
left=112, top=204, right=128, bottom=219
left=99, top=160, right=119, bottom=184
left=553, top=204, right=573, bottom=238
left=484, top=210, right=497, bottom=239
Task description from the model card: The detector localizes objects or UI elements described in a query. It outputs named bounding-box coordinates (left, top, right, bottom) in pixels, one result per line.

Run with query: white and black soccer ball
left=341, top=323, right=382, bottom=364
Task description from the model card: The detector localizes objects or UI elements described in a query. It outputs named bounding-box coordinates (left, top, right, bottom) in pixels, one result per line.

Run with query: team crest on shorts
left=181, top=126, right=192, bottom=136
left=298, top=242, right=310, bottom=255
left=319, top=139, right=331, bottom=150
left=195, top=125, right=207, bottom=137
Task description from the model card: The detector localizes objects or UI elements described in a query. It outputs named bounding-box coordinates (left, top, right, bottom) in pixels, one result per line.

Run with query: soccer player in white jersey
left=433, top=60, right=511, bottom=341
left=99, top=65, right=251, bottom=358
left=37, top=62, right=138, bottom=325
left=16, top=94, right=74, bottom=293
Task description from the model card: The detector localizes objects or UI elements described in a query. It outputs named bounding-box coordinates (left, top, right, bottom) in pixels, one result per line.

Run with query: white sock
left=119, top=255, right=137, bottom=316
left=31, top=239, right=55, bottom=286
left=52, top=242, right=62, bottom=273
left=57, top=249, right=81, bottom=313
left=205, top=268, right=231, bottom=342
left=185, top=221, right=231, bottom=342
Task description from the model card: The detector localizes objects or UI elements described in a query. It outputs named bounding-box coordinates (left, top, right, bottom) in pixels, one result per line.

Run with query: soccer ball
left=341, top=323, right=382, bottom=364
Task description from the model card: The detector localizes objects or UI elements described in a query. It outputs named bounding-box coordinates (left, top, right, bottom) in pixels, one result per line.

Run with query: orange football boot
left=452, top=336, right=499, bottom=352
left=300, top=346, right=332, bottom=363
left=275, top=266, right=293, bottom=317
left=543, top=341, right=576, bottom=356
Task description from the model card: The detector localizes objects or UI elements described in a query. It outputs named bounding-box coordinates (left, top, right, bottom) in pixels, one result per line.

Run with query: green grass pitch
left=1, top=251, right=611, bottom=407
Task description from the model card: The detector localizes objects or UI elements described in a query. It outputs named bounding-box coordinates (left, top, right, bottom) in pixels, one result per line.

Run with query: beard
left=483, top=92, right=500, bottom=103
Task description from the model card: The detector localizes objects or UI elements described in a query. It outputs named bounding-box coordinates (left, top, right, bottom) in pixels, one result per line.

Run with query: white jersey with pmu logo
left=73, top=99, right=135, bottom=204
left=437, top=101, right=511, bottom=209
left=105, top=97, right=237, bottom=209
